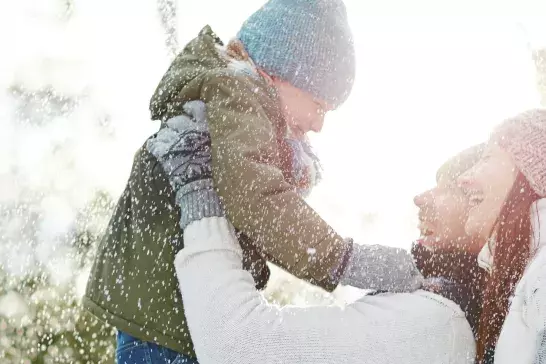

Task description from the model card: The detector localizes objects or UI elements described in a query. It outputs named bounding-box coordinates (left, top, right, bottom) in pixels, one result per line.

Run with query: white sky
left=0, top=0, right=545, bottom=281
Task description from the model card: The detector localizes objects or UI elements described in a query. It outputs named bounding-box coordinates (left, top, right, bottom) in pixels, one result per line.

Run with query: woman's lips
left=468, top=194, right=484, bottom=208
left=465, top=188, right=485, bottom=208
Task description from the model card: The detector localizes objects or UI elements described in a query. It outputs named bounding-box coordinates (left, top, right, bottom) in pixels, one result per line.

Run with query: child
left=84, top=0, right=422, bottom=362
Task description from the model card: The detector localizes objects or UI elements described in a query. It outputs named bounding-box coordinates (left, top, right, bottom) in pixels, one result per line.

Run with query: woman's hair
left=475, top=172, right=540, bottom=362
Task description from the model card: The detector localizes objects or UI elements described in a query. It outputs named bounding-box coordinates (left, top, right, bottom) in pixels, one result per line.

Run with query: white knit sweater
left=175, top=217, right=475, bottom=364
left=494, top=199, right=546, bottom=364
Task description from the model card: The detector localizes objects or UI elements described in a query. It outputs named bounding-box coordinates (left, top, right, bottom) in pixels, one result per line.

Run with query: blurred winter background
left=0, top=0, right=545, bottom=362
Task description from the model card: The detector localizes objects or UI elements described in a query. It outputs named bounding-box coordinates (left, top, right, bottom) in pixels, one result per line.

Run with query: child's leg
left=116, top=331, right=198, bottom=364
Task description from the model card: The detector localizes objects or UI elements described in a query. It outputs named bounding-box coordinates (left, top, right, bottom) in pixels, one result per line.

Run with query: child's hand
left=147, top=100, right=224, bottom=232
left=340, top=243, right=424, bottom=293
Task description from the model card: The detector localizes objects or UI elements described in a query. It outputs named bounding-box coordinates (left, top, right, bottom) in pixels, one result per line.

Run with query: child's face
left=273, top=78, right=330, bottom=140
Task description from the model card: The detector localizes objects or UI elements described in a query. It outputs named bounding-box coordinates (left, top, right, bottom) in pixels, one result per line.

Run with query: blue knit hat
left=237, top=0, right=355, bottom=109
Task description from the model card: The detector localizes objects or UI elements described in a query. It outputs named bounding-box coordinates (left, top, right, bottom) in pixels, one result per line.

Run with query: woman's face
left=458, top=143, right=518, bottom=241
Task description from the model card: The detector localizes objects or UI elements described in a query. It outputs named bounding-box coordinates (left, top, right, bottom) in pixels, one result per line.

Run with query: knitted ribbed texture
left=237, top=0, right=355, bottom=109
left=340, top=243, right=424, bottom=292
left=492, top=108, right=546, bottom=197
left=175, top=217, right=476, bottom=364
left=177, top=180, right=225, bottom=230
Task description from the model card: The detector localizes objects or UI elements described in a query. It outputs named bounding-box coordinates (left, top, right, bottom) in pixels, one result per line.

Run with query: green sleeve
left=201, top=73, right=350, bottom=291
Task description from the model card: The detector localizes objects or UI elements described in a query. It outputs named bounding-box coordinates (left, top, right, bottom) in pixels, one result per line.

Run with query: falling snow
left=1, top=0, right=546, bottom=363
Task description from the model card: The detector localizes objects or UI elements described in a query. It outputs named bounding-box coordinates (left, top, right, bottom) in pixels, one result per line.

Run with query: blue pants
left=116, top=331, right=198, bottom=364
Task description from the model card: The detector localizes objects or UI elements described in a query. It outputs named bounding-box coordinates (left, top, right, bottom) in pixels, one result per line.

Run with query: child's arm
left=201, top=73, right=349, bottom=291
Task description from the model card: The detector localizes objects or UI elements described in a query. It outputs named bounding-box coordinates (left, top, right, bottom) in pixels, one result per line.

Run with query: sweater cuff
left=183, top=217, right=241, bottom=253
left=177, top=179, right=225, bottom=230
left=329, top=238, right=354, bottom=284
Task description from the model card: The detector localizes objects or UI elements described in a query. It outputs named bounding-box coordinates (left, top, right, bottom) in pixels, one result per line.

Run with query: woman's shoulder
left=355, top=290, right=469, bottom=321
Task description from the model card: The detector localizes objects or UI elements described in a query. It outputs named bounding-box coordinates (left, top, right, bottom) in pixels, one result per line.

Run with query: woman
left=458, top=108, right=546, bottom=363
left=172, top=150, right=490, bottom=364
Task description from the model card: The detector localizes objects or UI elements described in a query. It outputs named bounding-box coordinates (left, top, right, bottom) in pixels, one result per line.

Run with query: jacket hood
left=149, top=26, right=227, bottom=122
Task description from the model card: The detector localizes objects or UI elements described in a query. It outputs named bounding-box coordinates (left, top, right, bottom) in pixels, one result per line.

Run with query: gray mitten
left=147, top=100, right=224, bottom=231
left=340, top=243, right=423, bottom=293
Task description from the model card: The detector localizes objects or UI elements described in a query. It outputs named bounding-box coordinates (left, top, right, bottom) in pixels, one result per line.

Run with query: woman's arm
left=175, top=217, right=472, bottom=364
